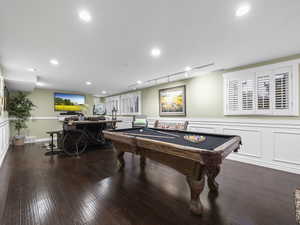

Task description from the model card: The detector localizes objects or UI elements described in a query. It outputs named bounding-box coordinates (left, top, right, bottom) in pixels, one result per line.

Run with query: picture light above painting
left=159, top=85, right=186, bottom=117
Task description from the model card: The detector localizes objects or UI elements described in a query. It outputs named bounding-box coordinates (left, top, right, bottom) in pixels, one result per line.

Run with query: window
left=241, top=80, right=254, bottom=112
left=274, top=72, right=289, bottom=109
left=224, top=60, right=299, bottom=116
left=273, top=67, right=293, bottom=115
left=257, top=73, right=270, bottom=111
left=120, top=91, right=141, bottom=115
left=227, top=80, right=239, bottom=112
left=105, top=96, right=120, bottom=115
left=105, top=91, right=142, bottom=115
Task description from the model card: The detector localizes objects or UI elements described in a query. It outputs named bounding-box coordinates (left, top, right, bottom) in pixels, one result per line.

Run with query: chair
left=154, top=120, right=189, bottom=131
left=132, top=115, right=148, bottom=128
left=45, top=130, right=63, bottom=156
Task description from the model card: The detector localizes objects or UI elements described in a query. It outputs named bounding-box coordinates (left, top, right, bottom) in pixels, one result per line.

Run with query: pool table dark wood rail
left=103, top=129, right=241, bottom=215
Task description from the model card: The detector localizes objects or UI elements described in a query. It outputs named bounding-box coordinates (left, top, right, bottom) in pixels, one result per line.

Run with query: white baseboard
left=0, top=146, right=9, bottom=168
left=227, top=153, right=300, bottom=175
left=0, top=120, right=10, bottom=168
left=25, top=137, right=56, bottom=144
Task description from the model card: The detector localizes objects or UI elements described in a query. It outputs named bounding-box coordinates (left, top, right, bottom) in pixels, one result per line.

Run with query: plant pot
left=14, top=135, right=25, bottom=146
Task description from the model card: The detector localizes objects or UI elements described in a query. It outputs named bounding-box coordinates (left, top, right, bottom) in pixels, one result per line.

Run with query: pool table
left=103, top=127, right=241, bottom=215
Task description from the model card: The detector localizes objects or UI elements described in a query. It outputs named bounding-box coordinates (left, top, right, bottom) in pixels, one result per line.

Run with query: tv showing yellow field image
left=54, top=93, right=85, bottom=111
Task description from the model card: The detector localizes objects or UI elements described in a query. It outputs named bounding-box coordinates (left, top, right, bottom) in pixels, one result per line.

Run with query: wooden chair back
left=153, top=120, right=189, bottom=131
left=132, top=115, right=148, bottom=128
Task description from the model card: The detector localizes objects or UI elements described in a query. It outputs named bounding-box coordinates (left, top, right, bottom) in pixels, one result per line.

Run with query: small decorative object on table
left=184, top=135, right=206, bottom=143
left=296, top=188, right=300, bottom=224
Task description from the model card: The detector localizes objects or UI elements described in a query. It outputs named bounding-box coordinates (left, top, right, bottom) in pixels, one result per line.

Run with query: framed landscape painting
left=159, top=85, right=186, bottom=116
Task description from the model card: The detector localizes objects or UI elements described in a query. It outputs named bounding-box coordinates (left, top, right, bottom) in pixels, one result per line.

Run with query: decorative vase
left=14, top=135, right=25, bottom=146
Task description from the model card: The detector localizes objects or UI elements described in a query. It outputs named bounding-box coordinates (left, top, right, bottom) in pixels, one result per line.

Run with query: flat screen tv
left=54, top=93, right=85, bottom=111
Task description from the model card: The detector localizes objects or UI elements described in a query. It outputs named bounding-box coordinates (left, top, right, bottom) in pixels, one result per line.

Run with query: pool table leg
left=117, top=150, right=125, bottom=171
left=140, top=155, right=146, bottom=169
left=206, top=165, right=220, bottom=193
left=186, top=173, right=205, bottom=215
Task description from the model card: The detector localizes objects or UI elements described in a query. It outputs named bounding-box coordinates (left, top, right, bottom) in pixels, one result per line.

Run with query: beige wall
left=28, top=89, right=94, bottom=117
left=141, top=72, right=223, bottom=118
left=10, top=88, right=95, bottom=139
left=111, top=54, right=300, bottom=120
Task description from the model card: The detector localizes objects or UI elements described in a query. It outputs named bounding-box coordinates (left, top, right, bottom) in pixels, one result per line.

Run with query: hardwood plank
left=0, top=143, right=299, bottom=225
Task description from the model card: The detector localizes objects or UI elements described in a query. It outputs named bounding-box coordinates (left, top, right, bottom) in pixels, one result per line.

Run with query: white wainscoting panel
left=272, top=131, right=300, bottom=166
left=0, top=119, right=10, bottom=168
left=223, top=128, right=262, bottom=158
left=147, top=117, right=300, bottom=174
left=188, top=125, right=217, bottom=134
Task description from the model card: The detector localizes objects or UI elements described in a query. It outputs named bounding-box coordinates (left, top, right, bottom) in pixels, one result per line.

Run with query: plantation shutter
left=241, top=80, right=254, bottom=112
left=273, top=67, right=292, bottom=114
left=227, top=80, right=240, bottom=113
left=256, top=72, right=271, bottom=114
left=275, top=73, right=288, bottom=109
left=223, top=62, right=298, bottom=116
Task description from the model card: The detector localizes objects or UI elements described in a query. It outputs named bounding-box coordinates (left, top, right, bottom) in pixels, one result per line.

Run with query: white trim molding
left=25, top=137, right=55, bottom=144
left=223, top=59, right=300, bottom=116
left=0, top=119, right=10, bottom=168
left=29, top=116, right=58, bottom=120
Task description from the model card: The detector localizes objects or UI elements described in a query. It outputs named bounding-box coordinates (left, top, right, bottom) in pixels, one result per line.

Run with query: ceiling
left=1, top=0, right=300, bottom=95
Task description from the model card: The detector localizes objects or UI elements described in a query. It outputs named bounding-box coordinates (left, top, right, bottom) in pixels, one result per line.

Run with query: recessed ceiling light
left=151, top=48, right=161, bottom=58
left=27, top=68, right=37, bottom=72
left=50, top=59, right=59, bottom=66
left=236, top=4, right=251, bottom=17
left=101, top=90, right=107, bottom=94
left=86, top=81, right=92, bottom=85
left=79, top=10, right=92, bottom=23
left=185, top=66, right=192, bottom=72
left=137, top=80, right=142, bottom=84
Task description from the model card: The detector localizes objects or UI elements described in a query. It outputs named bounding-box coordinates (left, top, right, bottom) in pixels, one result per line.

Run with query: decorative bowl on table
left=184, top=135, right=206, bottom=143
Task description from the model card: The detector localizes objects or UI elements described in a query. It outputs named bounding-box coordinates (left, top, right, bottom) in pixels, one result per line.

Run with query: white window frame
left=240, top=79, right=255, bottom=114
left=105, top=95, right=121, bottom=115
left=223, top=59, right=299, bottom=116
left=120, top=91, right=142, bottom=115
left=225, top=79, right=241, bottom=115
left=105, top=91, right=142, bottom=116
left=272, top=66, right=293, bottom=115
left=255, top=70, right=272, bottom=115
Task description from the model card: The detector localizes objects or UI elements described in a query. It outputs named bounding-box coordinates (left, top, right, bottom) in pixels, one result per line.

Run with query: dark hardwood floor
left=0, top=143, right=299, bottom=225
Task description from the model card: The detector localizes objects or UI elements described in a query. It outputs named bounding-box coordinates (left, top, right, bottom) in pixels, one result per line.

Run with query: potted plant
left=7, top=92, right=36, bottom=146
left=80, top=104, right=90, bottom=116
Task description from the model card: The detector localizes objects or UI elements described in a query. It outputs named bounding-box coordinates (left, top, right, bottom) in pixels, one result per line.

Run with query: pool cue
left=123, top=133, right=175, bottom=139
left=155, top=130, right=180, bottom=138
